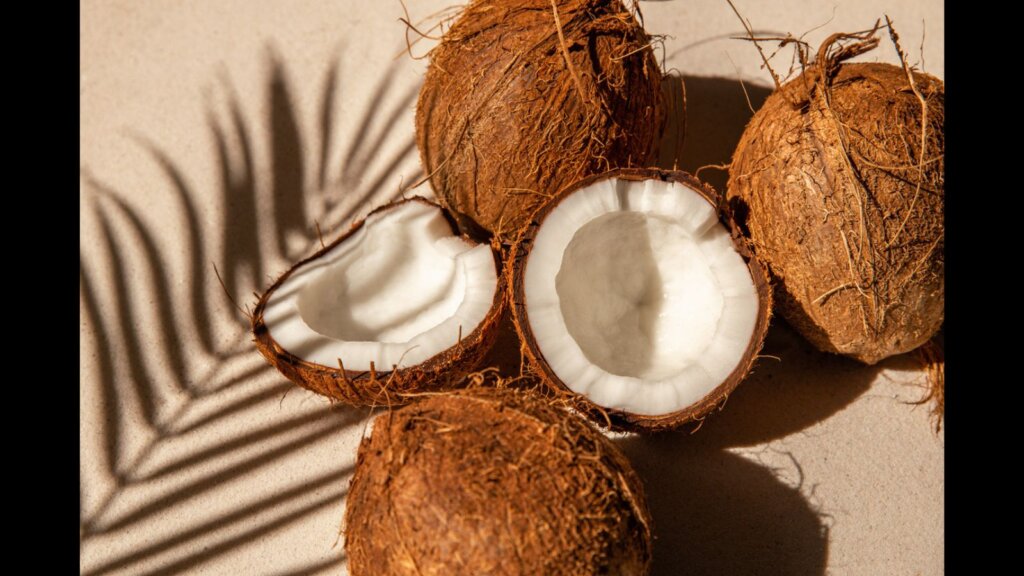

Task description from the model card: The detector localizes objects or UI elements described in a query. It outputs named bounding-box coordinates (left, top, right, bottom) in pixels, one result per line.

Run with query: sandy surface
left=80, top=1, right=944, bottom=574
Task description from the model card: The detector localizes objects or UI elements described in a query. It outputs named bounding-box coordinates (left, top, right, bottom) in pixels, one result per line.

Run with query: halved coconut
left=510, top=168, right=771, bottom=432
left=252, top=198, right=504, bottom=406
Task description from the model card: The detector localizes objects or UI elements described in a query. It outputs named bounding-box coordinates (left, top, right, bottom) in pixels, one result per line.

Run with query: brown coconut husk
left=251, top=198, right=505, bottom=407
left=509, top=168, right=773, bottom=433
left=344, top=383, right=653, bottom=575
left=727, top=23, right=944, bottom=365
left=416, top=0, right=666, bottom=242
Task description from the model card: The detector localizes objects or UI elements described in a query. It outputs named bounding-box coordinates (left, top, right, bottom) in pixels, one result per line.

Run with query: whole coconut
left=416, top=0, right=666, bottom=240
left=345, top=384, right=653, bottom=575
left=727, top=31, right=944, bottom=364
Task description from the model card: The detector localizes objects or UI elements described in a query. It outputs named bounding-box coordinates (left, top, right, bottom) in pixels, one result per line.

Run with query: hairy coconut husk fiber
left=416, top=0, right=666, bottom=241
left=913, top=337, right=944, bottom=432
left=345, top=383, right=653, bottom=575
left=727, top=26, right=944, bottom=365
left=251, top=198, right=505, bottom=407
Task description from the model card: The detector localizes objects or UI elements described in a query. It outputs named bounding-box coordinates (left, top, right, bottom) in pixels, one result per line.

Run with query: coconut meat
left=524, top=178, right=759, bottom=416
left=261, top=201, right=497, bottom=371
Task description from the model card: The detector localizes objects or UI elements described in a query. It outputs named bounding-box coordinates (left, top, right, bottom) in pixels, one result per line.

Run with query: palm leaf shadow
left=125, top=134, right=218, bottom=356
left=92, top=198, right=164, bottom=430
left=99, top=190, right=191, bottom=395
left=139, top=488, right=349, bottom=576
left=96, top=409, right=361, bottom=535
left=80, top=259, right=123, bottom=486
left=317, top=48, right=341, bottom=194
left=80, top=43, right=422, bottom=575
left=212, top=75, right=263, bottom=312
left=177, top=381, right=291, bottom=434
left=81, top=467, right=353, bottom=576
left=269, top=46, right=309, bottom=261
left=322, top=55, right=425, bottom=233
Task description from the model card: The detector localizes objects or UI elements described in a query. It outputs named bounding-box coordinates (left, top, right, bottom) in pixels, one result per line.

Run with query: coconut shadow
left=677, top=321, right=880, bottom=449
left=655, top=75, right=772, bottom=194
left=615, top=436, right=829, bottom=576
left=480, top=308, right=526, bottom=376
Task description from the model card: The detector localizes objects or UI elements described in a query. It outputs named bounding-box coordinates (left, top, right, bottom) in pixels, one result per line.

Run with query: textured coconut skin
left=251, top=198, right=505, bottom=407
left=416, top=0, right=666, bottom=241
left=727, top=61, right=944, bottom=365
left=510, top=168, right=772, bottom=433
left=345, top=386, right=653, bottom=576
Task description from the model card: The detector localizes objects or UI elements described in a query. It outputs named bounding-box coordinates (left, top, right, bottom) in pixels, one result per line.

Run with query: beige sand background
left=80, top=1, right=944, bottom=574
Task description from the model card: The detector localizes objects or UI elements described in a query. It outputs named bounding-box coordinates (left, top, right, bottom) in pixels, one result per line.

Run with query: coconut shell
left=416, top=0, right=666, bottom=241
left=510, top=168, right=773, bottom=433
left=727, top=49, right=944, bottom=364
left=251, top=198, right=505, bottom=406
left=345, top=384, right=653, bottom=576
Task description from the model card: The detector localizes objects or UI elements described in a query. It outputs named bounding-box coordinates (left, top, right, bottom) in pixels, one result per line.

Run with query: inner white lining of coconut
left=524, top=178, right=759, bottom=416
left=261, top=201, right=497, bottom=370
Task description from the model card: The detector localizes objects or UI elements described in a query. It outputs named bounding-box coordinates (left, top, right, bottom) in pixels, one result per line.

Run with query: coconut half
left=252, top=198, right=503, bottom=406
left=511, top=169, right=771, bottom=431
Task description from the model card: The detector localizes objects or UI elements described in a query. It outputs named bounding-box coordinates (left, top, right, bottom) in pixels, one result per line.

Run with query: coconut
left=726, top=31, right=944, bottom=364
left=344, top=384, right=653, bottom=575
left=510, top=168, right=772, bottom=432
left=416, top=0, right=666, bottom=241
left=251, top=198, right=504, bottom=405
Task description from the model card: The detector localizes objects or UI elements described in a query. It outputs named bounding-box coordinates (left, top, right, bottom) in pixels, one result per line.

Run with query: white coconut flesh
left=524, top=178, right=760, bottom=416
left=261, top=201, right=498, bottom=371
